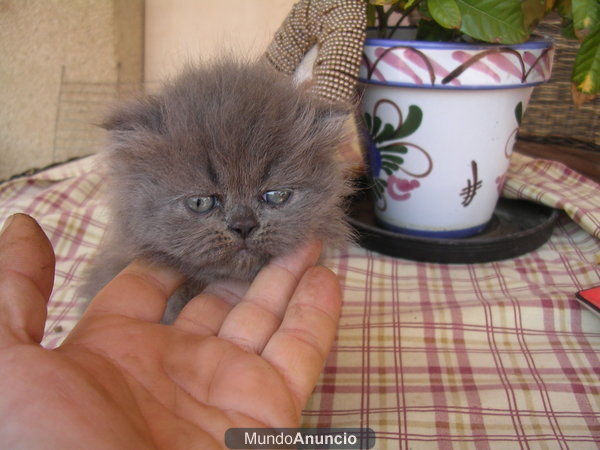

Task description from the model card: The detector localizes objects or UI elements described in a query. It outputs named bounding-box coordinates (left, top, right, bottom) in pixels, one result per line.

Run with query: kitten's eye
left=186, top=195, right=216, bottom=213
left=262, top=189, right=292, bottom=206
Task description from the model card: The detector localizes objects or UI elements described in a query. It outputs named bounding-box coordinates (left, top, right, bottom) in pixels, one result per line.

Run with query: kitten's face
left=104, top=60, right=352, bottom=282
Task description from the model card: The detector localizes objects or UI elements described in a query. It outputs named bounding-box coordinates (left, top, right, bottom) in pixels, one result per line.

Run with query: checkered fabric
left=504, top=154, right=600, bottom=240
left=0, top=152, right=599, bottom=448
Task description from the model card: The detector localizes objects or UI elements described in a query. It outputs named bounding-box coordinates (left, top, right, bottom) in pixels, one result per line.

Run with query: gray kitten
left=82, top=58, right=353, bottom=322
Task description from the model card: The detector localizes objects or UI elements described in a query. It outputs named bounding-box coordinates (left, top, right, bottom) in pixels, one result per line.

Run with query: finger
left=173, top=278, right=249, bottom=336
left=173, top=277, right=250, bottom=335
left=202, top=278, right=250, bottom=305
left=218, top=240, right=322, bottom=353
left=0, top=214, right=55, bottom=345
left=173, top=293, right=233, bottom=336
left=261, top=266, right=341, bottom=414
left=85, top=259, right=185, bottom=322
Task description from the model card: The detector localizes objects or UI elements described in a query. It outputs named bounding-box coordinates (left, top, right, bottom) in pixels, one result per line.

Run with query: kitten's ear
left=313, top=102, right=365, bottom=172
left=101, top=95, right=164, bottom=133
left=313, top=101, right=353, bottom=138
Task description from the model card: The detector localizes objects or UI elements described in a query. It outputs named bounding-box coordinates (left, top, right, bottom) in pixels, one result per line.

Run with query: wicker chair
left=516, top=16, right=599, bottom=181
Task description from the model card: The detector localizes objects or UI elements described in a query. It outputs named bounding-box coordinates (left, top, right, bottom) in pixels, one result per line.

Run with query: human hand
left=0, top=214, right=341, bottom=449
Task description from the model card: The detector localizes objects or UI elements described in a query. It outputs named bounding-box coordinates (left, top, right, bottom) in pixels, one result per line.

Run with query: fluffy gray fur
left=81, top=58, right=353, bottom=322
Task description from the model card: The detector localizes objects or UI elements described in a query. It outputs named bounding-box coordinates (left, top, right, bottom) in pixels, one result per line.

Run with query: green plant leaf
left=382, top=161, right=401, bottom=171
left=363, top=113, right=372, bottom=132
left=419, top=1, right=434, bottom=20
left=372, top=178, right=386, bottom=198
left=382, top=154, right=405, bottom=164
left=572, top=23, right=600, bottom=94
left=554, top=0, right=572, bottom=17
left=367, top=4, right=377, bottom=27
left=515, top=102, right=523, bottom=125
left=416, top=18, right=462, bottom=40
left=563, top=19, right=578, bottom=39
left=373, top=116, right=382, bottom=138
left=456, top=0, right=528, bottom=43
left=379, top=144, right=409, bottom=153
left=522, top=0, right=547, bottom=31
left=377, top=123, right=396, bottom=142
left=429, top=0, right=462, bottom=29
left=554, top=0, right=575, bottom=38
left=572, top=0, right=600, bottom=41
left=545, top=0, right=558, bottom=12
left=394, top=105, right=423, bottom=139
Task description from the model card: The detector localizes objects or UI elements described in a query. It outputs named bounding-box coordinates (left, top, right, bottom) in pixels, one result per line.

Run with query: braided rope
left=265, top=0, right=367, bottom=103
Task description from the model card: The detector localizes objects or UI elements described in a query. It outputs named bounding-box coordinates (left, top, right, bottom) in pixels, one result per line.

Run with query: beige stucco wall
left=1, top=0, right=296, bottom=180
left=145, top=0, right=296, bottom=82
left=0, top=0, right=143, bottom=180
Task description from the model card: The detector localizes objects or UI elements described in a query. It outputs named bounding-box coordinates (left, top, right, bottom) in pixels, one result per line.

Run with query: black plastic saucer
left=348, top=190, right=560, bottom=264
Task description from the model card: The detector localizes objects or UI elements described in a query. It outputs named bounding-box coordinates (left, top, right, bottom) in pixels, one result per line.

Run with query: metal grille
left=51, top=66, right=149, bottom=163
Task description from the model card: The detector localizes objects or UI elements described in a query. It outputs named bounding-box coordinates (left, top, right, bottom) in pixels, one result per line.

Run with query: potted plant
left=360, top=0, right=598, bottom=238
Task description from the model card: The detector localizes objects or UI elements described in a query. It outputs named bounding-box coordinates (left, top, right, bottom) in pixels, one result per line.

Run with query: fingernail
left=0, top=214, right=17, bottom=236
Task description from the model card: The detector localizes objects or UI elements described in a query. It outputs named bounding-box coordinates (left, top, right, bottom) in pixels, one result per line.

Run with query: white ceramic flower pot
left=359, top=29, right=554, bottom=238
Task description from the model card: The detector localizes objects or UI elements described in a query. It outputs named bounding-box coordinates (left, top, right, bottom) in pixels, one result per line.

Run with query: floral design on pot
left=505, top=102, right=523, bottom=159
left=387, top=176, right=420, bottom=202
left=460, top=160, right=482, bottom=207
left=359, top=29, right=554, bottom=238
left=495, top=101, right=524, bottom=195
left=363, top=98, right=432, bottom=211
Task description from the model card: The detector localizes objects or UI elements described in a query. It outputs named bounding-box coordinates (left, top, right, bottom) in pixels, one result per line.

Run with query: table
left=1, top=153, right=598, bottom=448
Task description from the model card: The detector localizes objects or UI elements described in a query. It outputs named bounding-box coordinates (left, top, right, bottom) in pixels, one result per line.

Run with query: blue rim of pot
left=364, top=37, right=553, bottom=52
left=375, top=216, right=489, bottom=239
left=357, top=79, right=547, bottom=90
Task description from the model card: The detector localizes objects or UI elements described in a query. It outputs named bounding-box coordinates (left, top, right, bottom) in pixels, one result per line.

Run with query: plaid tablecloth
left=1, top=152, right=599, bottom=448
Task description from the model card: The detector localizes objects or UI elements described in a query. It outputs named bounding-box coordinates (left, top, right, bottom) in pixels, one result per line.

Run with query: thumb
left=0, top=214, right=55, bottom=345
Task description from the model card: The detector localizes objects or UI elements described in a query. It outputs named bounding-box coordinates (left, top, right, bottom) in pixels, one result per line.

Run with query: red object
left=576, top=286, right=600, bottom=316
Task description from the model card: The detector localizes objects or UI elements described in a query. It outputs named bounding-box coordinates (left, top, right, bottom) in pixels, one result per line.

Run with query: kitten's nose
left=228, top=221, right=257, bottom=239
left=227, top=213, right=258, bottom=239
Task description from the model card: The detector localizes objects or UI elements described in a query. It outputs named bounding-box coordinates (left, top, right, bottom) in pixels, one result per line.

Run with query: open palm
left=0, top=214, right=341, bottom=449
